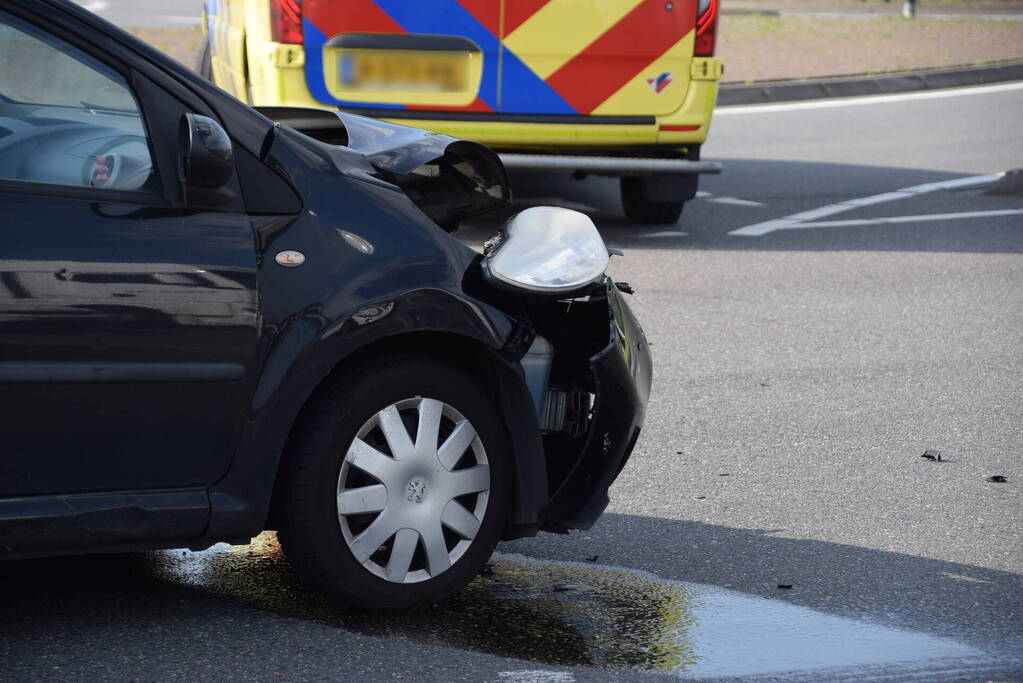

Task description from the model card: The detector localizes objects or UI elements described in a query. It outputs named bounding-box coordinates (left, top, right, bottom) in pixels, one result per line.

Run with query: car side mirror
left=179, top=113, right=235, bottom=205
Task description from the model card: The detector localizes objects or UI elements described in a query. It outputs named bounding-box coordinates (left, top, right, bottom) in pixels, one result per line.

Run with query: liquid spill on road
left=143, top=532, right=983, bottom=679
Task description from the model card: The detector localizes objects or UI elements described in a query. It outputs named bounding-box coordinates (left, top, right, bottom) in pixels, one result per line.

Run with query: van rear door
left=300, top=0, right=696, bottom=117
left=498, top=0, right=696, bottom=116
left=301, top=0, right=499, bottom=111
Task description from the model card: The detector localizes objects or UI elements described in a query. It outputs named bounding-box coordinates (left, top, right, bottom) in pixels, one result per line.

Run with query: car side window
left=0, top=11, right=159, bottom=193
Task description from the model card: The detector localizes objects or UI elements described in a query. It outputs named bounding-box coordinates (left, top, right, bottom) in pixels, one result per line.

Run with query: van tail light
left=270, top=0, right=303, bottom=44
left=694, top=0, right=718, bottom=56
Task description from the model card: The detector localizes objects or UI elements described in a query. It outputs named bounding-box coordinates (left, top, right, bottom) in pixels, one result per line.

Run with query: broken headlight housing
left=482, top=207, right=609, bottom=294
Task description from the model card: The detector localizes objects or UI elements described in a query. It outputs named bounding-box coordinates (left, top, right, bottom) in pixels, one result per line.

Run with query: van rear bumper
left=498, top=154, right=722, bottom=176
left=250, top=44, right=721, bottom=151
left=368, top=77, right=720, bottom=150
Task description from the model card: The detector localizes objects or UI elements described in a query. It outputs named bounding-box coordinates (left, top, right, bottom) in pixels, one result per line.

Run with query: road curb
left=718, top=60, right=1023, bottom=105
left=721, top=8, right=780, bottom=14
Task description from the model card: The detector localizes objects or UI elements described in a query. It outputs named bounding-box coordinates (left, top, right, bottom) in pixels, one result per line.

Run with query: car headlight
left=481, top=206, right=609, bottom=294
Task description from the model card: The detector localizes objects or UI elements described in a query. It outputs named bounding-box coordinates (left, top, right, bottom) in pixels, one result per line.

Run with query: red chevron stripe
left=304, top=0, right=404, bottom=36
left=544, top=0, right=694, bottom=114
left=503, top=0, right=553, bottom=35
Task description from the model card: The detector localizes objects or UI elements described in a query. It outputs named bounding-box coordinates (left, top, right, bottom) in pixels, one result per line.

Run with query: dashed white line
left=637, top=230, right=690, bottom=238
left=716, top=82, right=1023, bottom=115
left=796, top=208, right=1023, bottom=229
left=708, top=196, right=766, bottom=207
left=729, top=173, right=1002, bottom=236
left=498, top=672, right=575, bottom=683
left=696, top=191, right=766, bottom=207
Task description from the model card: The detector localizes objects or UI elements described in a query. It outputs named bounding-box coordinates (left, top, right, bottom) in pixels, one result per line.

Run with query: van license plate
left=338, top=51, right=468, bottom=92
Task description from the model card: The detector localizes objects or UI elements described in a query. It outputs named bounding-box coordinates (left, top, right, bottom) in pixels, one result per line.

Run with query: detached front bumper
left=539, top=282, right=653, bottom=530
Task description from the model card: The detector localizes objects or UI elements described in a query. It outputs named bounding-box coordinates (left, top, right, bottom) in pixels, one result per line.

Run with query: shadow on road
left=503, top=513, right=1023, bottom=648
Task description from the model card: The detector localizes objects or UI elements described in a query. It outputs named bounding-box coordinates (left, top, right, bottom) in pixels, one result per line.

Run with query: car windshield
left=0, top=16, right=135, bottom=110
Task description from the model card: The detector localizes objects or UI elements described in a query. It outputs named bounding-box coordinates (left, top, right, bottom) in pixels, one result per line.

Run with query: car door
left=0, top=8, right=259, bottom=497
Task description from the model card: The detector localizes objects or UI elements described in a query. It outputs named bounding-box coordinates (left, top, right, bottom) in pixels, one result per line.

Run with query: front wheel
left=620, top=177, right=686, bottom=224
left=277, top=355, right=510, bottom=609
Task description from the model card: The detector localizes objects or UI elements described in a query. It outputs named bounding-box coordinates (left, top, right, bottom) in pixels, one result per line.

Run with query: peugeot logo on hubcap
left=406, top=479, right=426, bottom=503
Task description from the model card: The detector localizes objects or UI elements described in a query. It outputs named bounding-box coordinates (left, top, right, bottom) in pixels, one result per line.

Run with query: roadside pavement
left=717, top=0, right=1023, bottom=103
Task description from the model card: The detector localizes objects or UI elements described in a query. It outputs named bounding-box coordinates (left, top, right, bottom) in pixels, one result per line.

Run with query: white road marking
left=729, top=173, right=1002, bottom=236
left=709, top=196, right=766, bottom=207
left=637, top=231, right=690, bottom=238
left=790, top=209, right=1023, bottom=229
left=696, top=191, right=766, bottom=207
left=716, top=82, right=1023, bottom=115
left=498, top=672, right=575, bottom=682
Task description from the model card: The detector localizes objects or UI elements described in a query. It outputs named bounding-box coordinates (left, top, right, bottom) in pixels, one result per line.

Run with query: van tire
left=621, top=177, right=685, bottom=224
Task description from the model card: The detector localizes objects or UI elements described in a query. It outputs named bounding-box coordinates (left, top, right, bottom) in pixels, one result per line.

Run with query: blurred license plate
left=339, top=51, right=468, bottom=92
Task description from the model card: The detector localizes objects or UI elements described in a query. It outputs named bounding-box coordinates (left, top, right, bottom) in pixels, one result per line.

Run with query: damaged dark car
left=0, top=0, right=652, bottom=609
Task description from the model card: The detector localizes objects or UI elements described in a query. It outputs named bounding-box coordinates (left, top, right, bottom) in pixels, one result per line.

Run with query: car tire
left=620, top=177, right=685, bottom=224
left=276, top=354, right=510, bottom=609
left=197, top=37, right=212, bottom=80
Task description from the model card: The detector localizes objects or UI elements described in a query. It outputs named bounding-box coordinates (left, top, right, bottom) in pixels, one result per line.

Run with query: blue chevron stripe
left=367, top=0, right=499, bottom=110
left=499, top=47, right=576, bottom=115
left=301, top=19, right=406, bottom=110
left=369, top=0, right=576, bottom=114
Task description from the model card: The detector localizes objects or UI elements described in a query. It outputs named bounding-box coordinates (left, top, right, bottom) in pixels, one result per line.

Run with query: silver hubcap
left=337, top=397, right=490, bottom=584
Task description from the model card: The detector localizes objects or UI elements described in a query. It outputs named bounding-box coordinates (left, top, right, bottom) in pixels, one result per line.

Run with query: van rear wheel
left=620, top=177, right=685, bottom=224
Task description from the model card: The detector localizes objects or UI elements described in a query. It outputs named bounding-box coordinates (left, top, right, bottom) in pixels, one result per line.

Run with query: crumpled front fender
left=256, top=106, right=510, bottom=230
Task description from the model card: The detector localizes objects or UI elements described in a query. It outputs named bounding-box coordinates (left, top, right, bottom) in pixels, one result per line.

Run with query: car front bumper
left=539, top=282, right=653, bottom=531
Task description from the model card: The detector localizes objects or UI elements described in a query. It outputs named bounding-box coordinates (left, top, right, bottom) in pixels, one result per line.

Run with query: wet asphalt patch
left=139, top=532, right=1006, bottom=680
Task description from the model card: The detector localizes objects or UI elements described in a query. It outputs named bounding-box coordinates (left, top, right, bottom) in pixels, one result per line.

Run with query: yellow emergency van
left=200, top=0, right=723, bottom=222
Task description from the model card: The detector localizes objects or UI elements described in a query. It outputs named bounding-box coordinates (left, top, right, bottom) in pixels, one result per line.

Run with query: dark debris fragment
left=987, top=475, right=1008, bottom=483
left=777, top=584, right=793, bottom=590
left=585, top=555, right=599, bottom=562
left=921, top=449, right=942, bottom=462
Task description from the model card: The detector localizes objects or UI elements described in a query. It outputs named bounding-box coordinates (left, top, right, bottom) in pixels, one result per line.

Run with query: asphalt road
left=2, top=32, right=1021, bottom=679
left=495, top=82, right=1023, bottom=670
